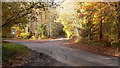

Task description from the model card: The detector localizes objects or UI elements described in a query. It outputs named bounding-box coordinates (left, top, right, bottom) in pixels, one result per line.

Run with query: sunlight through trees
left=2, top=0, right=120, bottom=45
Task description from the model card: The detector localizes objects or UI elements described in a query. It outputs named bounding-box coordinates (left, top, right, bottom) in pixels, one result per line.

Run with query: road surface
left=5, top=38, right=118, bottom=66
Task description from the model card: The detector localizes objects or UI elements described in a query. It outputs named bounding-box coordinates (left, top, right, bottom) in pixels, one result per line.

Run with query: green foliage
left=2, top=1, right=120, bottom=46
left=2, top=2, right=65, bottom=39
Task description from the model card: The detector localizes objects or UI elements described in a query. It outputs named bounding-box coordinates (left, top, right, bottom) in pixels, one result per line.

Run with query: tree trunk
left=88, top=28, right=91, bottom=44
left=114, top=2, right=120, bottom=42
left=116, top=25, right=120, bottom=43
left=99, top=3, right=103, bottom=41
left=99, top=16, right=103, bottom=40
left=117, top=2, right=120, bottom=42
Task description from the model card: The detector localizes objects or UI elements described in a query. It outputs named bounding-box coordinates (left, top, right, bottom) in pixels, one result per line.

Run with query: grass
left=2, top=42, right=28, bottom=62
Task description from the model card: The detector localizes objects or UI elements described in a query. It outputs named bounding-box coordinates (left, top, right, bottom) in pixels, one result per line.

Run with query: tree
left=57, top=0, right=120, bottom=44
left=2, top=1, right=64, bottom=39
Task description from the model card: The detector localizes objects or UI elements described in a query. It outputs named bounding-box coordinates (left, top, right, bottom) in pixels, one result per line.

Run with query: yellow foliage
left=94, top=12, right=99, bottom=18
left=19, top=32, right=30, bottom=38
left=30, top=36, right=36, bottom=39
left=41, top=35, right=45, bottom=38
left=102, top=20, right=105, bottom=23
left=109, top=34, right=119, bottom=44
left=93, top=21, right=98, bottom=24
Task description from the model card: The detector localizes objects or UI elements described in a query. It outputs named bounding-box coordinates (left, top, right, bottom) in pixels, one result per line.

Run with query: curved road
left=5, top=38, right=118, bottom=66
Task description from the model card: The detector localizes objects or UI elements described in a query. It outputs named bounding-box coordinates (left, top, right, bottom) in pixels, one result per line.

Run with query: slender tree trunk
left=118, top=20, right=120, bottom=42
left=49, top=22, right=52, bottom=37
left=36, top=20, right=38, bottom=39
left=76, top=28, right=79, bottom=37
left=117, top=2, right=120, bottom=41
left=114, top=2, right=120, bottom=42
left=99, top=15, right=103, bottom=40
left=99, top=3, right=103, bottom=41
left=117, top=13, right=120, bottom=42
left=45, top=11, right=48, bottom=37
left=88, top=28, right=91, bottom=44
left=41, top=12, right=44, bottom=36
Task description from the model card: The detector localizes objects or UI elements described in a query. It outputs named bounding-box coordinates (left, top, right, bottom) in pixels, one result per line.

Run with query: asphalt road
left=5, top=38, right=118, bottom=66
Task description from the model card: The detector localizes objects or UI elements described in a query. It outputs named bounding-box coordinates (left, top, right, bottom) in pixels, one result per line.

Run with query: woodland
left=1, top=1, right=120, bottom=46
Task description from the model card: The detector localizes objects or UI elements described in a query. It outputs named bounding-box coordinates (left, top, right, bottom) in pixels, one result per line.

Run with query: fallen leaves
left=63, top=40, right=120, bottom=57
left=2, top=49, right=34, bottom=67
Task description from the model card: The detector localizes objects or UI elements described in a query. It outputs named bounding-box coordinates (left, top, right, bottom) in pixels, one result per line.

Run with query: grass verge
left=2, top=42, right=28, bottom=62
left=2, top=41, right=33, bottom=67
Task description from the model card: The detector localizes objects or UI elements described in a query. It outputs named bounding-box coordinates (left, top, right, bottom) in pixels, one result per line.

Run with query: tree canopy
left=57, top=0, right=120, bottom=44
left=2, top=1, right=120, bottom=44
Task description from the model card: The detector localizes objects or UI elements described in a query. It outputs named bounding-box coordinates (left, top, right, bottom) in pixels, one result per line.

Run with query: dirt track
left=5, top=38, right=118, bottom=66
